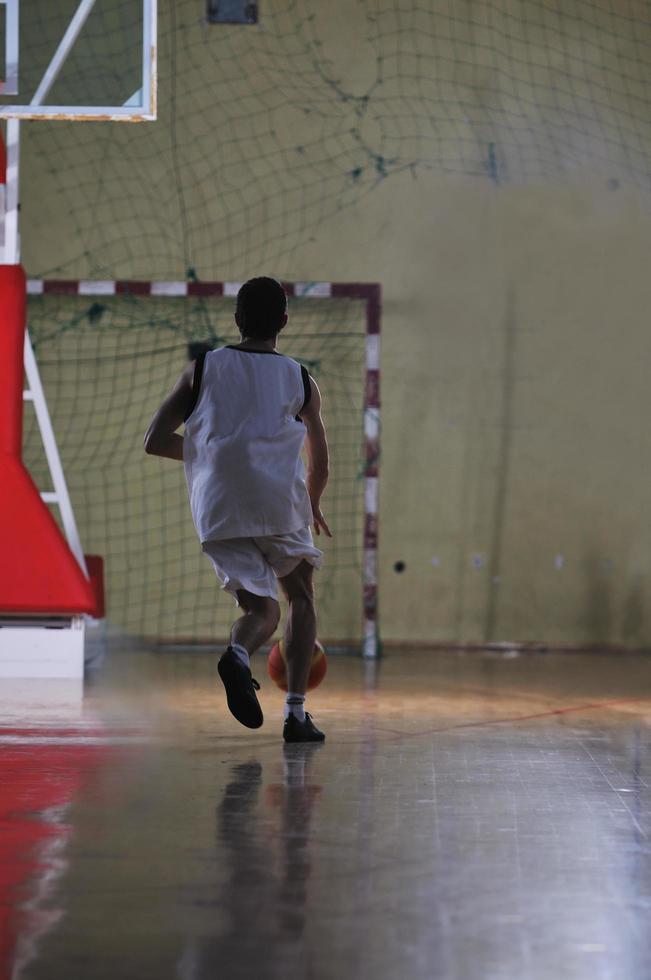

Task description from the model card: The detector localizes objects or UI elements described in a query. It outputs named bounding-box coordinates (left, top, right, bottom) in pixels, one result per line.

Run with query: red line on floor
left=373, top=696, right=649, bottom=740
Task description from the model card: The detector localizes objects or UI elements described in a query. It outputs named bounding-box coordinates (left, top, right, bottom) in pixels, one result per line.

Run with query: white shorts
left=202, top=526, right=323, bottom=602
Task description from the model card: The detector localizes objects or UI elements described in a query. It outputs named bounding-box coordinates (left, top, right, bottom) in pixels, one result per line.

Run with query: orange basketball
left=267, top=638, right=327, bottom=692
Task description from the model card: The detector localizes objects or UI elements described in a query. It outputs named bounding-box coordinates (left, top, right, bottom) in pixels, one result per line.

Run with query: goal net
left=22, top=282, right=374, bottom=646
left=17, top=0, right=651, bottom=285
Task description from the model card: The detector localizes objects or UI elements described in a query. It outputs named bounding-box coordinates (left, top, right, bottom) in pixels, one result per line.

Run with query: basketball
left=267, top=638, right=327, bottom=692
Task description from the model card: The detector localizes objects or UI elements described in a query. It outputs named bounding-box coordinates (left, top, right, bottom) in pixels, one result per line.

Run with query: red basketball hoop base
left=0, top=265, right=105, bottom=678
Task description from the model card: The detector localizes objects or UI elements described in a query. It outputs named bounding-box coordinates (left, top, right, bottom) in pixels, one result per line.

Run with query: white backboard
left=0, top=0, right=156, bottom=121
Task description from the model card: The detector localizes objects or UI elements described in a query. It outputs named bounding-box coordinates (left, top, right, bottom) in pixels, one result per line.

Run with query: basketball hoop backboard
left=0, top=0, right=156, bottom=122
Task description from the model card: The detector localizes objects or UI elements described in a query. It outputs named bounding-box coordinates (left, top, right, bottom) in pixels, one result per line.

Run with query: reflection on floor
left=1, top=649, right=650, bottom=980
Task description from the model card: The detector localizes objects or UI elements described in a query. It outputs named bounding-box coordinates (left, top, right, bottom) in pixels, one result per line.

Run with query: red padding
left=0, top=265, right=98, bottom=616
left=0, top=457, right=97, bottom=615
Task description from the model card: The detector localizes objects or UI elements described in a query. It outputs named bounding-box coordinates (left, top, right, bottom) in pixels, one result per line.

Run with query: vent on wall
left=207, top=1, right=258, bottom=23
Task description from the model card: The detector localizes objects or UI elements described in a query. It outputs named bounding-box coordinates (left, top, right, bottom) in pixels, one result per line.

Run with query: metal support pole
left=23, top=332, right=89, bottom=577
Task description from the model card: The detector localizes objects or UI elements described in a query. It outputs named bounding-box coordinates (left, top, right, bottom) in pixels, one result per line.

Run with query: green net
left=17, top=1, right=651, bottom=280
left=23, top=292, right=367, bottom=643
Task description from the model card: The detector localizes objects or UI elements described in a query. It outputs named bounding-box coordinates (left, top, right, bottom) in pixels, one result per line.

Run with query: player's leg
left=255, top=528, right=325, bottom=741
left=203, top=538, right=279, bottom=730
left=278, top=560, right=316, bottom=694
left=231, top=590, right=280, bottom=657
left=278, top=560, right=325, bottom=742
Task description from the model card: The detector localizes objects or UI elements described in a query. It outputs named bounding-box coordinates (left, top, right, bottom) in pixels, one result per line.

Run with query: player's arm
left=302, top=375, right=332, bottom=537
left=143, top=362, right=195, bottom=462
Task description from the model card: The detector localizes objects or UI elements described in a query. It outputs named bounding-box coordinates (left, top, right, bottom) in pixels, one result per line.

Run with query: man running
left=144, top=277, right=331, bottom=742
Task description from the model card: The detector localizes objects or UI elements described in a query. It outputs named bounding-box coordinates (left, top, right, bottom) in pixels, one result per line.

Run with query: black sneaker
left=283, top=712, right=325, bottom=743
left=217, top=648, right=263, bottom=729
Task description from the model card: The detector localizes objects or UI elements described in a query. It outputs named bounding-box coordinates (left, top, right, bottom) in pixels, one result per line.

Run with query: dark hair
left=236, top=277, right=287, bottom=340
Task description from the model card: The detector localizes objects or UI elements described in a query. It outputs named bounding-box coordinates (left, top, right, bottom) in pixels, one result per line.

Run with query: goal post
left=24, top=278, right=382, bottom=657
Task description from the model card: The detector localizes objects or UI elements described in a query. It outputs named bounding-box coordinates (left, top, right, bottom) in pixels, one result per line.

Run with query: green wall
left=18, top=1, right=651, bottom=646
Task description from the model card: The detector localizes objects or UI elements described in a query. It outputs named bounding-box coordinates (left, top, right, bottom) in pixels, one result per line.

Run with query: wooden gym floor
left=1, top=647, right=649, bottom=979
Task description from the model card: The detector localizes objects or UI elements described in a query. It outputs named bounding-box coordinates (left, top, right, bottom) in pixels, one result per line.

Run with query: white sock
left=284, top=692, right=306, bottom=723
left=230, top=643, right=250, bottom=669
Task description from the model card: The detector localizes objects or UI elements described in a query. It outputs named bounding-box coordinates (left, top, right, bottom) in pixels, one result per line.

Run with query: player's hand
left=312, top=505, right=332, bottom=538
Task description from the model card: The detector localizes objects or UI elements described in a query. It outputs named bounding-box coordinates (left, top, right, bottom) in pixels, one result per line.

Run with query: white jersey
left=183, top=346, right=313, bottom=542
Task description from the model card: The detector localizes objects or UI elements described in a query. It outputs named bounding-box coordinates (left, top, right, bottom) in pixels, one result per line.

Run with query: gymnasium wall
left=19, top=0, right=651, bottom=647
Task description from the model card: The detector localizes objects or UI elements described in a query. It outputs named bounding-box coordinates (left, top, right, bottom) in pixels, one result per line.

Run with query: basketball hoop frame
left=0, top=0, right=157, bottom=122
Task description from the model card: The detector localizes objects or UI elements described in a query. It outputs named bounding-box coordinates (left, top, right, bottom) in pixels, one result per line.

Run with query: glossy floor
left=1, top=648, right=650, bottom=980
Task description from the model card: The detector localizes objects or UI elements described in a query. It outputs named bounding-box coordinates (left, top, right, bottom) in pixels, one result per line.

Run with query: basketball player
left=144, top=277, right=331, bottom=742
